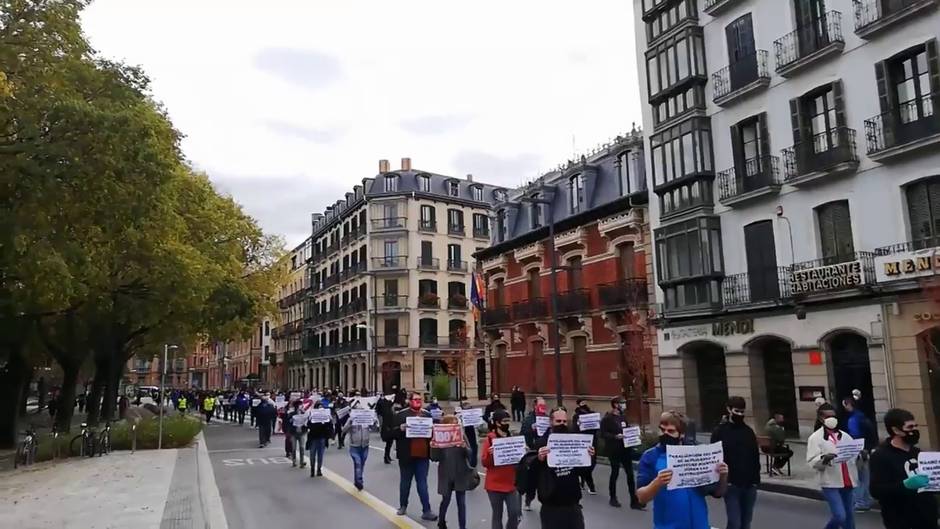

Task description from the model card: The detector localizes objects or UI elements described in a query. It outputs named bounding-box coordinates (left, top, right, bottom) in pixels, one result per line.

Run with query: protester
left=485, top=394, right=507, bottom=423
left=521, top=397, right=548, bottom=511
left=637, top=411, right=729, bottom=529
left=286, top=400, right=307, bottom=468
left=178, top=394, right=188, bottom=415
left=334, top=391, right=349, bottom=449
left=528, top=407, right=594, bottom=529
left=250, top=393, right=260, bottom=427
left=764, top=412, right=793, bottom=476
left=482, top=410, right=521, bottom=529
left=842, top=396, right=877, bottom=512
left=343, top=400, right=373, bottom=490
left=306, top=401, right=333, bottom=477
left=459, top=399, right=479, bottom=468
left=377, top=389, right=396, bottom=464
left=870, top=407, right=937, bottom=529
left=600, top=396, right=643, bottom=509
left=236, top=391, right=249, bottom=425
left=711, top=396, right=760, bottom=529
left=393, top=392, right=438, bottom=521
left=807, top=403, right=858, bottom=529
left=510, top=386, right=525, bottom=422
left=572, top=398, right=598, bottom=495
left=201, top=394, right=215, bottom=423
left=255, top=394, right=276, bottom=448
left=431, top=415, right=475, bottom=529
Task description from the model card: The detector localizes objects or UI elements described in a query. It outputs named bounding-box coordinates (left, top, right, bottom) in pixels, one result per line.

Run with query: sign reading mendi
left=790, top=260, right=866, bottom=295
left=874, top=248, right=940, bottom=283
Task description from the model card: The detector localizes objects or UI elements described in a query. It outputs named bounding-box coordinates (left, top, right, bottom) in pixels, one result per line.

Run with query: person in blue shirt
left=636, top=410, right=729, bottom=529
left=842, top=396, right=877, bottom=511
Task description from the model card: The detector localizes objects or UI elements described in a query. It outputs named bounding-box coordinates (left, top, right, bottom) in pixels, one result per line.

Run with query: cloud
left=253, top=48, right=343, bottom=90
left=399, top=114, right=473, bottom=135
left=263, top=120, right=344, bottom=143
left=452, top=150, right=544, bottom=187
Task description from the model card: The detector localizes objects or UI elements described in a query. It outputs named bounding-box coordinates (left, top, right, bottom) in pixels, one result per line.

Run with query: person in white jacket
left=806, top=403, right=859, bottom=529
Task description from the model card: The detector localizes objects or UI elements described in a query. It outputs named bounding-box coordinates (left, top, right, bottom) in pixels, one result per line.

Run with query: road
left=202, top=420, right=884, bottom=529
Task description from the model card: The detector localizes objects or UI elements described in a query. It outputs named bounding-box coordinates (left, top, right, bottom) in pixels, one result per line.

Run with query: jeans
left=350, top=446, right=368, bottom=488
left=579, top=455, right=596, bottom=492
left=608, top=450, right=639, bottom=504
left=384, top=439, right=394, bottom=461
left=821, top=487, right=855, bottom=529
left=204, top=411, right=213, bottom=423
left=309, top=438, right=327, bottom=472
left=237, top=409, right=246, bottom=425
left=292, top=433, right=306, bottom=466
left=439, top=490, right=467, bottom=529
left=853, top=457, right=873, bottom=509
left=724, top=484, right=758, bottom=529
left=259, top=425, right=272, bottom=446
left=487, top=490, right=521, bottom=529
left=399, top=458, right=432, bottom=513
left=539, top=504, right=584, bottom=529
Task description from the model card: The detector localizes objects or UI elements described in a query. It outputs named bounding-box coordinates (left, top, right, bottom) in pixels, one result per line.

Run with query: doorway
left=726, top=13, right=757, bottom=90
left=477, top=358, right=487, bottom=400
left=572, top=336, right=588, bottom=394
left=829, top=332, right=876, bottom=422
left=531, top=340, right=545, bottom=393
left=381, top=361, right=401, bottom=394
left=694, top=344, right=729, bottom=431
left=744, top=221, right=780, bottom=302
left=761, top=339, right=799, bottom=434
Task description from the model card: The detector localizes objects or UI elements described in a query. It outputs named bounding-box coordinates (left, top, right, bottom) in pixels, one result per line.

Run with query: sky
left=80, top=0, right=642, bottom=247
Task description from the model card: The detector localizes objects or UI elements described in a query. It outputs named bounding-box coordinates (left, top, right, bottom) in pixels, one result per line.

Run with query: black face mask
left=660, top=434, right=681, bottom=446
left=906, top=429, right=921, bottom=446
left=551, top=424, right=569, bottom=434
left=498, top=424, right=511, bottom=434
left=730, top=414, right=745, bottom=424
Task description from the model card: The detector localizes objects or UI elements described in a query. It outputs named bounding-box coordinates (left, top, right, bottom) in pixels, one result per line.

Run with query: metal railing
left=854, top=0, right=934, bottom=31
left=371, top=217, right=406, bottom=230
left=419, top=335, right=476, bottom=348
left=376, top=335, right=409, bottom=348
left=341, top=298, right=367, bottom=316
left=597, top=278, right=649, bottom=309
left=875, top=236, right=940, bottom=256
left=419, top=219, right=437, bottom=232
left=373, top=294, right=409, bottom=310
left=782, top=127, right=858, bottom=180
left=483, top=305, right=511, bottom=326
left=721, top=268, right=792, bottom=308
left=448, top=223, right=465, bottom=236
left=711, top=50, right=770, bottom=102
left=338, top=339, right=367, bottom=353
left=864, top=93, right=939, bottom=154
left=447, top=296, right=469, bottom=310
left=789, top=252, right=876, bottom=293
left=371, top=256, right=408, bottom=269
left=447, top=260, right=468, bottom=272
left=418, top=257, right=440, bottom=270
left=557, top=289, right=592, bottom=314
left=418, top=294, right=440, bottom=309
left=473, top=227, right=490, bottom=238
left=717, top=155, right=781, bottom=201
left=774, top=11, right=843, bottom=72
left=512, top=298, right=548, bottom=320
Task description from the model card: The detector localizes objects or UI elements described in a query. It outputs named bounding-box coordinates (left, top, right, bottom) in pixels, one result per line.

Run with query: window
left=791, top=82, right=845, bottom=154
left=448, top=209, right=464, bottom=233
left=420, top=241, right=434, bottom=266
left=906, top=176, right=940, bottom=246
left=654, top=217, right=724, bottom=311
left=383, top=319, right=399, bottom=342
left=531, top=201, right=543, bottom=228
left=419, top=279, right=438, bottom=295
left=645, top=0, right=694, bottom=44
left=447, top=244, right=462, bottom=266
left=646, top=26, right=706, bottom=101
left=567, top=257, right=583, bottom=290
left=472, top=186, right=484, bottom=201
left=494, top=189, right=507, bottom=202
left=419, top=318, right=438, bottom=344
left=384, top=203, right=398, bottom=219
left=448, top=181, right=460, bottom=196
left=730, top=113, right=770, bottom=182
left=879, top=43, right=936, bottom=125
left=650, top=117, right=713, bottom=189
left=472, top=213, right=489, bottom=237
left=816, top=200, right=855, bottom=262
left=420, top=205, right=436, bottom=231
left=569, top=174, right=585, bottom=213
left=384, top=240, right=398, bottom=257
left=527, top=269, right=542, bottom=298
left=418, top=174, right=431, bottom=192
left=496, top=210, right=507, bottom=241
left=384, top=175, right=399, bottom=192
left=617, top=243, right=636, bottom=280
left=618, top=150, right=647, bottom=196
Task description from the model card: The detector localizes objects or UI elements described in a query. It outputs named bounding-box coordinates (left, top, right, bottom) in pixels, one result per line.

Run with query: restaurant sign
left=790, top=260, right=866, bottom=295
left=874, top=248, right=940, bottom=283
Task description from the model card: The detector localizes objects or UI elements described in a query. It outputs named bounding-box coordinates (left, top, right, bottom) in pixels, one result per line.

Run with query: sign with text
left=790, top=260, right=867, bottom=295
left=350, top=409, right=376, bottom=427
left=307, top=409, right=332, bottom=424
left=547, top=433, right=594, bottom=468
left=430, top=408, right=443, bottom=420
left=623, top=426, right=642, bottom=448
left=831, top=438, right=865, bottom=464
left=251, top=398, right=261, bottom=407
left=406, top=416, right=433, bottom=438
left=875, top=248, right=940, bottom=283
left=666, top=442, right=723, bottom=490
left=290, top=412, right=309, bottom=429
left=712, top=319, right=754, bottom=337
left=492, top=436, right=527, bottom=466
left=917, top=451, right=940, bottom=493
left=458, top=408, right=484, bottom=427
left=430, top=424, right=464, bottom=448
left=535, top=416, right=550, bottom=437
left=289, top=392, right=301, bottom=401
left=577, top=413, right=601, bottom=431
left=336, top=406, right=351, bottom=419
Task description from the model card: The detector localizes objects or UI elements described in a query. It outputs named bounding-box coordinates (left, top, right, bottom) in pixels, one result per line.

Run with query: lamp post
left=158, top=344, right=179, bottom=450
left=356, top=271, right=379, bottom=395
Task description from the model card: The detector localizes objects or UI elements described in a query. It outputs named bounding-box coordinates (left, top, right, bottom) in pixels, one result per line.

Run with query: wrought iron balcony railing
left=721, top=268, right=793, bottom=308
left=717, top=155, right=781, bottom=203
left=371, top=255, right=408, bottom=270
left=557, top=289, right=592, bottom=315
left=711, top=50, right=770, bottom=104
left=512, top=298, right=548, bottom=320
left=373, top=294, right=409, bottom=310
left=483, top=305, right=511, bottom=327
left=597, top=278, right=649, bottom=309
left=774, top=11, right=844, bottom=74
left=448, top=223, right=466, bottom=236
left=447, top=260, right=468, bottom=272
left=371, top=217, right=406, bottom=230
left=853, top=0, right=938, bottom=35
left=419, top=219, right=437, bottom=232
left=782, top=127, right=858, bottom=182
left=875, top=236, right=940, bottom=256
left=864, top=93, right=939, bottom=156
left=376, top=334, right=409, bottom=348
left=418, top=257, right=440, bottom=270
left=447, top=296, right=469, bottom=310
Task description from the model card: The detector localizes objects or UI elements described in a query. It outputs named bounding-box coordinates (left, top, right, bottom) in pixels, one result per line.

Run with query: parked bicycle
left=14, top=425, right=38, bottom=468
left=97, top=422, right=111, bottom=456
left=70, top=423, right=96, bottom=457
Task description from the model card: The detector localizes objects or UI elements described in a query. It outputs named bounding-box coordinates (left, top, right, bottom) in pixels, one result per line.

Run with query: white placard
left=275, top=395, right=285, bottom=404
left=831, top=438, right=865, bottom=464
left=290, top=392, right=301, bottom=401
left=458, top=408, right=484, bottom=427
left=577, top=413, right=601, bottom=431
left=917, top=451, right=940, bottom=493
left=623, top=426, right=642, bottom=448
left=406, top=416, right=433, bottom=438
left=350, top=409, right=376, bottom=427
left=492, top=436, right=527, bottom=467
left=307, top=409, right=332, bottom=424
left=666, top=442, right=723, bottom=490
left=535, top=416, right=550, bottom=437
left=336, top=406, right=351, bottom=419
left=291, top=413, right=308, bottom=429
left=430, top=408, right=443, bottom=420
left=251, top=399, right=261, bottom=407
left=547, top=433, right=593, bottom=468
left=274, top=401, right=288, bottom=409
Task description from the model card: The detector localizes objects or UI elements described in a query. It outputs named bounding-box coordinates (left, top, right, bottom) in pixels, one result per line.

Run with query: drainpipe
left=880, top=303, right=896, bottom=409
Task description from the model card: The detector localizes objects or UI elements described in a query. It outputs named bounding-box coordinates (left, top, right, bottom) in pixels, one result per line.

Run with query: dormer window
left=569, top=174, right=584, bottom=214
left=384, top=174, right=399, bottom=192
left=472, top=186, right=484, bottom=201
left=494, top=189, right=507, bottom=202
left=448, top=181, right=460, bottom=197
left=418, top=174, right=431, bottom=192
left=531, top=200, right=543, bottom=228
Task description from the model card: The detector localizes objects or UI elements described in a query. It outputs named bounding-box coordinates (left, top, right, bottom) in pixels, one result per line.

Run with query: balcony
left=419, top=335, right=478, bottom=349
left=419, top=219, right=437, bottom=233
left=712, top=50, right=771, bottom=106
left=371, top=217, right=406, bottom=231
left=418, top=293, right=440, bottom=309
left=774, top=11, right=844, bottom=77
left=473, top=226, right=490, bottom=239
left=875, top=235, right=940, bottom=256
left=374, top=294, right=409, bottom=312
left=417, top=256, right=440, bottom=271
left=371, top=255, right=408, bottom=271
left=448, top=223, right=466, bottom=236
left=513, top=241, right=542, bottom=262
left=853, top=0, right=938, bottom=38
left=783, top=127, right=859, bottom=186
left=716, top=155, right=781, bottom=206
left=447, top=259, right=468, bottom=273
left=341, top=298, right=367, bottom=317
left=512, top=298, right=548, bottom=321
left=338, top=339, right=367, bottom=354
left=322, top=274, right=340, bottom=289
left=789, top=252, right=876, bottom=297
left=376, top=334, right=408, bottom=348
left=557, top=289, right=592, bottom=315
left=447, top=295, right=469, bottom=310
left=483, top=305, right=511, bottom=327
left=598, top=278, right=649, bottom=310
left=864, top=94, right=940, bottom=162
left=722, top=268, right=793, bottom=309
left=341, top=261, right=367, bottom=281
left=704, top=0, right=743, bottom=16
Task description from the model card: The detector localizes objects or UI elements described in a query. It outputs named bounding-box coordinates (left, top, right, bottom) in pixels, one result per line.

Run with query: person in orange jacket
left=482, top=410, right=521, bottom=529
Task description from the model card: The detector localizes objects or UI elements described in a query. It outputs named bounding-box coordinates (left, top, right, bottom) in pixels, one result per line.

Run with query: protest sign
left=917, top=451, right=940, bottom=493
left=535, top=416, right=550, bottom=437
left=406, top=416, right=433, bottom=438
left=289, top=392, right=301, bottom=401
left=275, top=395, right=285, bottom=404
left=431, top=424, right=464, bottom=448
left=666, top=442, right=723, bottom=490
left=458, top=408, right=484, bottom=427
left=350, top=409, right=376, bottom=427
left=547, top=433, right=593, bottom=468
left=251, top=398, right=261, bottom=407
left=623, top=426, right=642, bottom=448
left=291, top=413, right=308, bottom=429
left=492, top=436, right=527, bottom=466
left=577, top=413, right=601, bottom=431
left=831, top=438, right=865, bottom=464
left=308, top=409, right=332, bottom=424
left=430, top=408, right=443, bottom=420
left=336, top=406, right=351, bottom=419
left=274, top=400, right=288, bottom=409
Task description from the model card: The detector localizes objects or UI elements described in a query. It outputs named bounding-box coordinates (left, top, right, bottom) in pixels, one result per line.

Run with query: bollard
left=131, top=423, right=137, bottom=453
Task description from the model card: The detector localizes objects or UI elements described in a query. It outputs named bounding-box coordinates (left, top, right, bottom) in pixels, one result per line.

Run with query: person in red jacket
left=482, top=410, right=521, bottom=529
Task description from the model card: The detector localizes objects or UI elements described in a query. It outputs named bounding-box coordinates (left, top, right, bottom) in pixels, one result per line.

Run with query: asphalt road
left=202, top=419, right=885, bottom=529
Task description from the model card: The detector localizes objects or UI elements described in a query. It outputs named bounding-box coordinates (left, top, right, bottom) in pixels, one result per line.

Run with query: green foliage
left=431, top=372, right=451, bottom=401
left=32, top=415, right=203, bottom=462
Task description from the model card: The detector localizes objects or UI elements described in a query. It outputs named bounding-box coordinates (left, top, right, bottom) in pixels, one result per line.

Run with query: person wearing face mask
left=870, top=408, right=937, bottom=529
left=532, top=408, right=595, bottom=529
left=807, top=403, right=858, bottom=529
left=521, top=397, right=548, bottom=511
left=393, top=392, right=438, bottom=521
left=600, top=397, right=643, bottom=509
left=710, top=396, right=760, bottom=529
left=255, top=394, right=277, bottom=448
left=485, top=394, right=507, bottom=423
left=842, top=396, right=877, bottom=512
left=572, top=398, right=598, bottom=495
left=482, top=410, right=521, bottom=529
left=637, top=411, right=729, bottom=529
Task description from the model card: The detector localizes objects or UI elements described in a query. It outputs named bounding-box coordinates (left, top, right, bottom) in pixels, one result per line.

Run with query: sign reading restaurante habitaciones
left=790, top=260, right=866, bottom=295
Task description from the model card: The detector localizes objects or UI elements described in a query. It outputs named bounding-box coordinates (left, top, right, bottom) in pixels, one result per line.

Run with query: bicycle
left=14, top=426, right=38, bottom=468
left=96, top=422, right=112, bottom=456
left=70, top=423, right=97, bottom=457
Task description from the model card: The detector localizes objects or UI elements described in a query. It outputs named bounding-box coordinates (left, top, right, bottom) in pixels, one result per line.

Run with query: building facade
left=279, top=238, right=312, bottom=389
left=634, top=0, right=940, bottom=442
left=301, top=158, right=503, bottom=398
left=188, top=341, right=212, bottom=389
left=476, top=131, right=657, bottom=420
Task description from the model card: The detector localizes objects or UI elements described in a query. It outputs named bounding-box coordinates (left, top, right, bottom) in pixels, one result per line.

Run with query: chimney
left=379, top=159, right=390, bottom=173
left=466, top=173, right=473, bottom=182
left=401, top=157, right=412, bottom=171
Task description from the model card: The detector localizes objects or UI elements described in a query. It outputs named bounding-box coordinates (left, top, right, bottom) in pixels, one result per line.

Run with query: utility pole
left=158, top=344, right=178, bottom=450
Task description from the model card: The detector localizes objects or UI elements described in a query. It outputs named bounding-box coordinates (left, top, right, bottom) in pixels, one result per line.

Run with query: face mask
left=498, top=424, right=511, bottom=434
left=905, top=429, right=921, bottom=445
left=823, top=417, right=839, bottom=430
left=535, top=404, right=547, bottom=415
left=660, top=434, right=681, bottom=446
left=551, top=424, right=569, bottom=433
left=410, top=400, right=422, bottom=410
left=731, top=414, right=744, bottom=424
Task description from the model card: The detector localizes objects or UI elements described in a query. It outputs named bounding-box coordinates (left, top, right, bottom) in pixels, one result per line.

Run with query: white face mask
left=823, top=417, right=839, bottom=430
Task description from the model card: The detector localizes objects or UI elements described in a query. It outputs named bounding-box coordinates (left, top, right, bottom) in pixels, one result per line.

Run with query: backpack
left=514, top=451, right=540, bottom=495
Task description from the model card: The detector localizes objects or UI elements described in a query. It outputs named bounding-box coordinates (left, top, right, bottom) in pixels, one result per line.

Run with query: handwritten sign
left=308, top=409, right=332, bottom=424
left=666, top=442, right=723, bottom=490
left=406, top=416, right=433, bottom=438
left=350, top=409, right=376, bottom=427
left=535, top=416, right=550, bottom=437
left=430, top=408, right=443, bottom=420
left=917, top=451, right=940, bottom=493
left=290, top=392, right=301, bottom=401
left=547, top=433, right=593, bottom=468
left=251, top=399, right=261, bottom=407
left=290, top=413, right=308, bottom=429
left=275, top=395, right=285, bottom=404
left=431, top=424, right=464, bottom=448
left=492, top=436, right=527, bottom=466
left=623, top=426, right=642, bottom=448
left=831, top=438, right=865, bottom=464
left=458, top=408, right=484, bottom=427
left=578, top=413, right=601, bottom=431
left=336, top=406, right=351, bottom=419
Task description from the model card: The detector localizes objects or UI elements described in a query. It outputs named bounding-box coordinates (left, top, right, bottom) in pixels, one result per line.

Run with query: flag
left=470, top=272, right=486, bottom=323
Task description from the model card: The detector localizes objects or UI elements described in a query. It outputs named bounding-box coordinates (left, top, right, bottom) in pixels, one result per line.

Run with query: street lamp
left=158, top=344, right=179, bottom=450
left=356, top=271, right=379, bottom=395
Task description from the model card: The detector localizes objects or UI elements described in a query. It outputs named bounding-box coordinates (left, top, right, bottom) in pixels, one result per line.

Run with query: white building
left=634, top=0, right=940, bottom=442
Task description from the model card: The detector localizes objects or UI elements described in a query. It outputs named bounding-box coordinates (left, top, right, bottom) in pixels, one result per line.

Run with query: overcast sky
left=81, top=1, right=641, bottom=246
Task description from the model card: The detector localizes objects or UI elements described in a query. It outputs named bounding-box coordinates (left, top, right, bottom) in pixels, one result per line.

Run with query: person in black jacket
left=533, top=407, right=594, bottom=529
left=392, top=392, right=438, bottom=521
left=599, top=397, right=643, bottom=509
left=870, top=407, right=937, bottom=529
left=255, top=394, right=277, bottom=448
left=484, top=393, right=507, bottom=423
left=710, top=396, right=760, bottom=529
left=572, top=399, right=598, bottom=495
left=377, top=391, right=395, bottom=464
left=306, top=401, right=334, bottom=477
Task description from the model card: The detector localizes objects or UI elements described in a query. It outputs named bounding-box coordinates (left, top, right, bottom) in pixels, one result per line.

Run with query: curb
left=195, top=431, right=229, bottom=529
left=757, top=481, right=823, bottom=500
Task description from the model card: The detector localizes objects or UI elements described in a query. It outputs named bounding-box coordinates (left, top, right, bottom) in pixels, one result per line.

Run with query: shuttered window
left=816, top=200, right=855, bottom=262
left=905, top=177, right=940, bottom=245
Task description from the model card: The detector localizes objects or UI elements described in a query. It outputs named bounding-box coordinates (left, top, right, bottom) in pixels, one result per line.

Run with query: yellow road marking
left=320, top=467, right=425, bottom=529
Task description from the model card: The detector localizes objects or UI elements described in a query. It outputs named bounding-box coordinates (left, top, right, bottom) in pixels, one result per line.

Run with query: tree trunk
left=54, top=362, right=80, bottom=432
left=101, top=351, right=120, bottom=422
left=0, top=349, right=30, bottom=449
left=19, top=368, right=33, bottom=417
left=85, top=369, right=105, bottom=426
